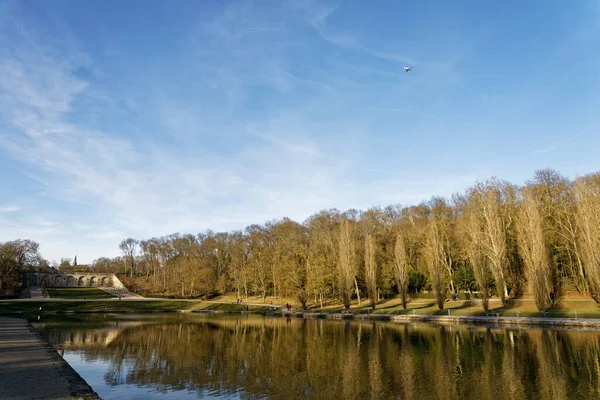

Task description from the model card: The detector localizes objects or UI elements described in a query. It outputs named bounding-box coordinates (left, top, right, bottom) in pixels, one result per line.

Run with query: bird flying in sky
left=404, top=66, right=413, bottom=73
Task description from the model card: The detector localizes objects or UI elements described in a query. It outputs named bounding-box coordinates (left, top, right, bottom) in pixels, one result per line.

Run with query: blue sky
left=1, top=0, right=599, bottom=263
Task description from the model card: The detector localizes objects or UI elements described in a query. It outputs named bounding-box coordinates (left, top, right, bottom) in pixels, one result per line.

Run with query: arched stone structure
left=24, top=273, right=125, bottom=289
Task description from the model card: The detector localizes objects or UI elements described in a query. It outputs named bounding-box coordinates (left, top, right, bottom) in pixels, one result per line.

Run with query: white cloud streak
left=0, top=206, right=20, bottom=213
left=291, top=0, right=416, bottom=65
left=0, top=1, right=495, bottom=263
left=0, top=3, right=356, bottom=262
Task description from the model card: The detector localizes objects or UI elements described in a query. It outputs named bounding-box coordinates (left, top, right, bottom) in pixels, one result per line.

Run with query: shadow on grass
left=429, top=302, right=472, bottom=316
left=449, top=300, right=474, bottom=310
left=201, top=303, right=271, bottom=312
left=480, top=298, right=519, bottom=317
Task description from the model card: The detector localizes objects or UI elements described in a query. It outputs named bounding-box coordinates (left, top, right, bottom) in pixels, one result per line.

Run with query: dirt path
left=0, top=317, right=100, bottom=400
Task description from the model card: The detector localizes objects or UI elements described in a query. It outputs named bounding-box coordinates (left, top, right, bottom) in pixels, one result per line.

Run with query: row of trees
left=86, top=169, right=599, bottom=312
left=4, top=169, right=598, bottom=310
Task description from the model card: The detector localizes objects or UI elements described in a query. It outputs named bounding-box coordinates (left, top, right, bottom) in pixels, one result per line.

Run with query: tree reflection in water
left=37, top=315, right=600, bottom=400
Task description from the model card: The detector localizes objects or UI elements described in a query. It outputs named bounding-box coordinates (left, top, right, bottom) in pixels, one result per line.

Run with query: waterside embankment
left=0, top=316, right=100, bottom=400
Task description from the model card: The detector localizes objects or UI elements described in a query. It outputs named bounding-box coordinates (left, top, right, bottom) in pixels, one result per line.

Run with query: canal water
left=32, top=314, right=600, bottom=399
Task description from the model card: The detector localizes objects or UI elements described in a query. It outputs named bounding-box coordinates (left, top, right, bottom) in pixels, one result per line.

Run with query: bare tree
left=528, top=169, right=580, bottom=294
left=229, top=231, right=250, bottom=300
left=573, top=172, right=600, bottom=301
left=119, top=238, right=139, bottom=277
left=364, top=234, right=378, bottom=310
left=338, top=219, right=356, bottom=309
left=393, top=233, right=409, bottom=309
left=246, top=225, right=271, bottom=302
left=423, top=197, right=458, bottom=310
left=460, top=190, right=492, bottom=311
left=516, top=188, right=553, bottom=310
left=429, top=198, right=457, bottom=294
left=305, top=210, right=339, bottom=309
left=425, top=219, right=447, bottom=309
left=480, top=182, right=513, bottom=305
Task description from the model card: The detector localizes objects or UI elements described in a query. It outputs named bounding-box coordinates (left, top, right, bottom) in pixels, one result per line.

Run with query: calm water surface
left=33, top=314, right=600, bottom=400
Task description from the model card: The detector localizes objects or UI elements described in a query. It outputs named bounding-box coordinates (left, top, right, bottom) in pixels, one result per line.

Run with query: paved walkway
left=0, top=317, right=100, bottom=399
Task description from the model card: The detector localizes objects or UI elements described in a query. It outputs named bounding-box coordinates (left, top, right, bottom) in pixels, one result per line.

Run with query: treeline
left=0, top=239, right=52, bottom=297
left=80, top=169, right=598, bottom=312
left=4, top=169, right=599, bottom=309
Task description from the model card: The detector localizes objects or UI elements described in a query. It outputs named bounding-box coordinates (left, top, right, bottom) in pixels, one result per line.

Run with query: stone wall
left=24, top=273, right=125, bottom=289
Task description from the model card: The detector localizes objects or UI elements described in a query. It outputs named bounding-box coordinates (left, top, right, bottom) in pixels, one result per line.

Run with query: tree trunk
left=354, top=277, right=361, bottom=306
left=436, top=293, right=445, bottom=310
left=498, top=270, right=509, bottom=304
left=482, top=287, right=489, bottom=312
left=576, top=255, right=588, bottom=293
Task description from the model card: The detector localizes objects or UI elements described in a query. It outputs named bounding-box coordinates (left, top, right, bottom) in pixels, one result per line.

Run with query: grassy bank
left=0, top=300, right=191, bottom=314
left=330, top=299, right=600, bottom=319
left=46, top=288, right=116, bottom=299
left=1, top=296, right=598, bottom=319
left=288, top=295, right=598, bottom=318
left=209, top=294, right=600, bottom=319
left=0, top=300, right=275, bottom=314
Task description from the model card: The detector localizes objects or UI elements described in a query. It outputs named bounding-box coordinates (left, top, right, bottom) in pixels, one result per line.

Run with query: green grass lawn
left=0, top=299, right=274, bottom=314
left=187, top=302, right=274, bottom=312
left=2, top=296, right=598, bottom=319
left=0, top=300, right=193, bottom=313
left=46, top=287, right=116, bottom=299
left=318, top=298, right=600, bottom=319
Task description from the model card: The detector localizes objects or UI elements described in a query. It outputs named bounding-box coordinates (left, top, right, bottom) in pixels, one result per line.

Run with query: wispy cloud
left=255, top=133, right=326, bottom=157
left=4, top=0, right=587, bottom=264
left=532, top=144, right=560, bottom=155
left=532, top=140, right=579, bottom=155
left=0, top=2, right=358, bottom=262
left=85, top=231, right=125, bottom=239
left=291, top=0, right=416, bottom=65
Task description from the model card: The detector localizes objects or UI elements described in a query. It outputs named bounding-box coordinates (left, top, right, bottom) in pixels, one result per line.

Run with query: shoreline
left=259, top=310, right=600, bottom=329
left=5, top=307, right=600, bottom=330
left=0, top=316, right=100, bottom=399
